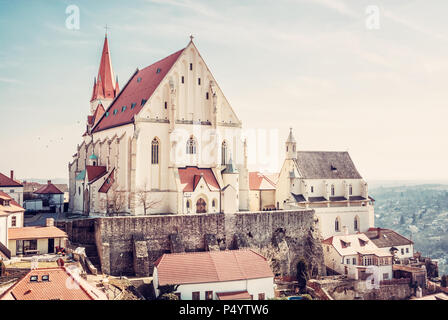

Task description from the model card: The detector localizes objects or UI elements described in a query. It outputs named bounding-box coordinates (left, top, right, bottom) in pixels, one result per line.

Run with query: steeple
left=286, top=127, right=297, bottom=160
left=90, top=35, right=119, bottom=104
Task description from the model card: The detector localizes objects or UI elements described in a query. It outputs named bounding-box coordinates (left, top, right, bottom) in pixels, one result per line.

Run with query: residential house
left=0, top=267, right=107, bottom=300
left=0, top=171, right=23, bottom=207
left=364, top=227, right=414, bottom=262
left=33, top=181, right=64, bottom=213
left=322, top=230, right=393, bottom=282
left=7, top=218, right=67, bottom=256
left=153, top=249, right=275, bottom=300
left=0, top=191, right=25, bottom=260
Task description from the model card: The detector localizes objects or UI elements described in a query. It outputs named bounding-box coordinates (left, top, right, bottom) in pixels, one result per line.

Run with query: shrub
left=300, top=294, right=312, bottom=300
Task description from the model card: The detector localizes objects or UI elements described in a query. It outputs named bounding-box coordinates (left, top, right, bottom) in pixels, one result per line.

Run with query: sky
left=1, top=0, right=448, bottom=182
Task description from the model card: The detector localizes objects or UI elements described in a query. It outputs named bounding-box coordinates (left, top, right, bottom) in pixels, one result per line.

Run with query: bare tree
left=107, top=189, right=127, bottom=215
left=135, top=185, right=162, bottom=215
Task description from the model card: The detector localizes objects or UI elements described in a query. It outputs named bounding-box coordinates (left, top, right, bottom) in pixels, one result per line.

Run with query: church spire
left=90, top=34, right=119, bottom=102
left=286, top=127, right=297, bottom=160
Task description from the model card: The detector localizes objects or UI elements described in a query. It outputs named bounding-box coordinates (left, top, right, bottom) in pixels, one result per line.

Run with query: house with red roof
left=0, top=170, right=24, bottom=207
left=68, top=35, right=250, bottom=215
left=0, top=266, right=107, bottom=300
left=0, top=191, right=25, bottom=259
left=153, top=250, right=274, bottom=300
left=32, top=180, right=64, bottom=213
left=248, top=172, right=277, bottom=211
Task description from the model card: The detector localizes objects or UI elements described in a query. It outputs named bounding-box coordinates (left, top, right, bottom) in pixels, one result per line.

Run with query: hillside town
left=0, top=33, right=446, bottom=301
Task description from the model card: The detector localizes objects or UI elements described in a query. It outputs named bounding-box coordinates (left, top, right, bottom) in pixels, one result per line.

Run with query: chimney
left=377, top=227, right=381, bottom=238
left=47, top=180, right=51, bottom=185
left=10, top=170, right=14, bottom=180
left=46, top=218, right=54, bottom=227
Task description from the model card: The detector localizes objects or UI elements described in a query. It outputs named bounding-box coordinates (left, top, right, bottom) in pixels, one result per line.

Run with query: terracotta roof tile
left=178, top=167, right=220, bottom=192
left=86, top=166, right=107, bottom=183
left=0, top=172, right=22, bottom=187
left=249, top=172, right=276, bottom=190
left=34, top=183, right=63, bottom=195
left=8, top=226, right=67, bottom=240
left=0, top=191, right=24, bottom=215
left=217, top=291, right=251, bottom=300
left=0, top=267, right=102, bottom=300
left=155, top=250, right=274, bottom=286
left=99, top=169, right=114, bottom=193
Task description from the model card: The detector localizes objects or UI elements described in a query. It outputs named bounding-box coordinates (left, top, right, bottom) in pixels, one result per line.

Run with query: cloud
left=0, top=77, right=22, bottom=84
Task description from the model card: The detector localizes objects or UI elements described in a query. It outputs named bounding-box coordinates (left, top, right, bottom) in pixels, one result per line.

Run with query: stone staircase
left=71, top=242, right=102, bottom=274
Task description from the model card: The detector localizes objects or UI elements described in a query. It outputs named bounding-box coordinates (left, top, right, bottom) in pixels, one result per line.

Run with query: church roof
left=99, top=169, right=114, bottom=193
left=294, top=151, right=362, bottom=179
left=249, top=172, right=276, bottom=190
left=178, top=167, right=220, bottom=192
left=91, top=36, right=118, bottom=102
left=92, top=47, right=185, bottom=133
left=85, top=166, right=107, bottom=184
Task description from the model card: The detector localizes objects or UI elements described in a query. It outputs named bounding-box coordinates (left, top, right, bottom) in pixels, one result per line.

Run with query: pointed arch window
left=186, top=136, right=197, bottom=154
left=331, top=184, right=335, bottom=196
left=349, top=184, right=353, bottom=196
left=335, top=217, right=341, bottom=232
left=151, top=138, right=159, bottom=164
left=354, top=215, right=360, bottom=231
left=221, top=141, right=228, bottom=165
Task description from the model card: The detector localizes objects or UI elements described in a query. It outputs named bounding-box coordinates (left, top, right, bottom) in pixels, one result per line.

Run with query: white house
left=248, top=172, right=277, bottom=211
left=0, top=190, right=25, bottom=260
left=33, top=181, right=65, bottom=213
left=0, top=171, right=24, bottom=207
left=364, top=227, right=414, bottom=262
left=322, top=231, right=393, bottom=282
left=69, top=35, right=250, bottom=216
left=153, top=249, right=275, bottom=300
left=276, top=128, right=375, bottom=239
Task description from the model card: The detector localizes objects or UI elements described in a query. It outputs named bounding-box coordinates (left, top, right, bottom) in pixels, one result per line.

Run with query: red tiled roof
left=92, top=48, right=185, bottom=133
left=99, top=169, right=114, bottom=193
left=155, top=250, right=274, bottom=286
left=178, top=167, right=220, bottom=192
left=34, top=183, right=63, bottom=195
left=217, top=291, right=251, bottom=300
left=0, top=267, right=96, bottom=300
left=86, top=165, right=107, bottom=183
left=249, top=172, right=276, bottom=190
left=0, top=191, right=23, bottom=215
left=8, top=226, right=67, bottom=240
left=91, top=36, right=118, bottom=102
left=0, top=172, right=22, bottom=187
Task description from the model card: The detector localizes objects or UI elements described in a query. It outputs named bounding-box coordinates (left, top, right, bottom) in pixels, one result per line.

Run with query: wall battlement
left=58, top=210, right=325, bottom=277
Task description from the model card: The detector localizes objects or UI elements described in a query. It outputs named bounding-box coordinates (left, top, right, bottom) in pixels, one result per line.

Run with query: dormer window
left=113, top=109, right=118, bottom=115
left=42, top=275, right=49, bottom=282
left=30, top=275, right=38, bottom=282
left=105, top=112, right=109, bottom=117
left=137, top=77, right=142, bottom=83
left=131, top=103, right=136, bottom=109
left=141, top=99, right=147, bottom=106
left=156, top=68, right=161, bottom=74
left=340, top=240, right=350, bottom=248
left=331, top=165, right=337, bottom=172
left=121, top=106, right=126, bottom=112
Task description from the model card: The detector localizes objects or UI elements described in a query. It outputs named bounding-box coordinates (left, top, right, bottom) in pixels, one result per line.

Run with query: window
left=198, top=78, right=201, bottom=85
left=354, top=216, right=359, bottom=231
left=327, top=246, right=329, bottom=252
left=212, top=199, right=216, bottom=208
left=205, top=291, right=213, bottom=300
left=78, top=187, right=81, bottom=195
left=401, top=248, right=404, bottom=255
left=141, top=99, right=147, bottom=106
left=406, top=248, right=409, bottom=253
left=206, top=92, right=209, bottom=100
left=331, top=184, right=335, bottom=196
left=137, top=77, right=142, bottom=82
left=11, top=216, right=16, bottom=227
left=151, top=138, right=159, bottom=164
left=335, top=217, right=340, bottom=232
left=190, top=63, right=193, bottom=70
left=192, top=292, right=200, bottom=300
left=353, top=258, right=356, bottom=265
left=42, top=275, right=49, bottom=282
left=196, top=198, right=207, bottom=213
left=164, top=101, right=167, bottom=109
left=311, top=186, right=314, bottom=193
left=181, top=76, right=184, bottom=83
left=346, top=259, right=350, bottom=264
left=383, top=273, right=389, bottom=280
left=30, top=275, right=38, bottom=282
left=113, top=109, right=118, bottom=115
left=105, top=112, right=109, bottom=117
left=221, top=141, right=228, bottom=165
left=121, top=106, right=126, bottom=112
left=258, top=293, right=265, bottom=300
left=131, top=103, right=136, bottom=109
left=349, top=185, right=353, bottom=196
left=186, top=136, right=197, bottom=154
left=156, top=68, right=161, bottom=74
left=9, top=189, right=14, bottom=193
left=186, top=200, right=191, bottom=209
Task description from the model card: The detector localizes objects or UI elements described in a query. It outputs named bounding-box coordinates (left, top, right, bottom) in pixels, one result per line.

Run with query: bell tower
left=285, top=127, right=297, bottom=160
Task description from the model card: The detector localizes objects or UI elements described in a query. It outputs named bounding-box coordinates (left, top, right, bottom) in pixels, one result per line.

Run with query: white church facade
left=69, top=36, right=249, bottom=216
left=275, top=128, right=375, bottom=239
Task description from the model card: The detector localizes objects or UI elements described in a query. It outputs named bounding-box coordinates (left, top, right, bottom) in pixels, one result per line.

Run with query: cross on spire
left=104, top=24, right=110, bottom=36
left=190, top=34, right=194, bottom=42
